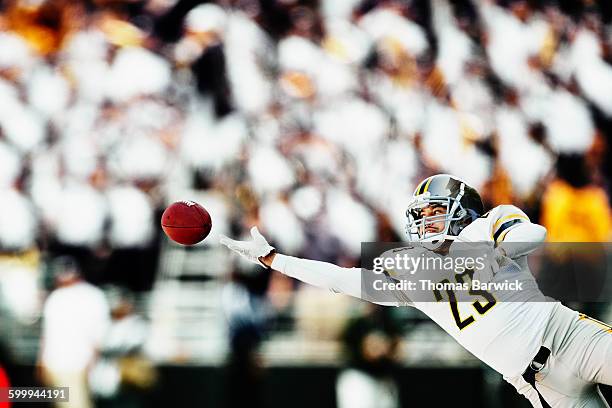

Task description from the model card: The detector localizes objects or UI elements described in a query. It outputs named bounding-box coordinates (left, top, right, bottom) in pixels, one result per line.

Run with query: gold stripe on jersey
left=496, top=228, right=512, bottom=244
left=578, top=313, right=612, bottom=333
left=494, top=219, right=525, bottom=243
left=490, top=214, right=529, bottom=240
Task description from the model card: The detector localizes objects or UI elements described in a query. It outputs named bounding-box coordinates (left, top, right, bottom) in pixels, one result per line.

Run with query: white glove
left=219, top=227, right=275, bottom=267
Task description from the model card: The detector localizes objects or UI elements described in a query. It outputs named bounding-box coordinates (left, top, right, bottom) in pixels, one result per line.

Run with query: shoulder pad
left=489, top=205, right=530, bottom=243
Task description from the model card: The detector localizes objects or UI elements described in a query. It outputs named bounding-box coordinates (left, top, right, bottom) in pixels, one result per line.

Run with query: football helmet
left=405, top=174, right=484, bottom=243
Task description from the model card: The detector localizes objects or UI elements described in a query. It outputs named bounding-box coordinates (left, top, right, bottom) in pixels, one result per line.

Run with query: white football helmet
left=405, top=174, right=484, bottom=245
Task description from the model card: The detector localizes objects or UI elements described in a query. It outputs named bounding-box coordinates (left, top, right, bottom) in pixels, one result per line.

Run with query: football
left=161, top=200, right=212, bottom=245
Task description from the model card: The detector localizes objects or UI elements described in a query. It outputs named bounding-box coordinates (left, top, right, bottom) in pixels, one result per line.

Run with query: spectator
left=336, top=305, right=402, bottom=408
left=221, top=274, right=271, bottom=408
left=541, top=155, right=611, bottom=242
left=540, top=154, right=610, bottom=319
left=38, top=257, right=110, bottom=408
left=89, top=286, right=156, bottom=408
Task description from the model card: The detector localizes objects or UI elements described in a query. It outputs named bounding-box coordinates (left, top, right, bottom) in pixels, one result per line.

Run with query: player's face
left=419, top=205, right=447, bottom=236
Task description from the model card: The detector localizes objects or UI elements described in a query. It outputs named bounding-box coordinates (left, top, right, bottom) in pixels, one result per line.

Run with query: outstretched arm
left=260, top=251, right=362, bottom=299
left=220, top=227, right=395, bottom=304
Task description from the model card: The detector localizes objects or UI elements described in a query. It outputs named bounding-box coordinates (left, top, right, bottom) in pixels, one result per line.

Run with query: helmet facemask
left=405, top=187, right=470, bottom=244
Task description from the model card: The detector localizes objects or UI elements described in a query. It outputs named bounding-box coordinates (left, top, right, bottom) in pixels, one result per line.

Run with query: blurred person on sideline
left=541, top=155, right=611, bottom=243
left=38, top=257, right=110, bottom=408
left=337, top=304, right=402, bottom=408
left=221, top=262, right=271, bottom=408
left=89, top=286, right=157, bottom=408
left=540, top=154, right=611, bottom=319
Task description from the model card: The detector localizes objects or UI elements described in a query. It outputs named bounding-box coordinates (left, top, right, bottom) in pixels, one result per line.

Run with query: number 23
left=432, top=270, right=496, bottom=330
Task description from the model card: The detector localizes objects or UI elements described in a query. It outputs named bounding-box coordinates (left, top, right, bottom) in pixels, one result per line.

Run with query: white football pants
left=505, top=302, right=611, bottom=408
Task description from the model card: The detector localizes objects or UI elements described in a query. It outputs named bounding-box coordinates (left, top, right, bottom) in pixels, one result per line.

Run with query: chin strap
left=419, top=234, right=461, bottom=250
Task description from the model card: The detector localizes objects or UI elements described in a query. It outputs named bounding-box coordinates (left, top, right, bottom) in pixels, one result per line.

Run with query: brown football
left=161, top=201, right=212, bottom=245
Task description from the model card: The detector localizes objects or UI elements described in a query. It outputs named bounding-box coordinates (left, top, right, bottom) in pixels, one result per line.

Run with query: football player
left=221, top=174, right=612, bottom=408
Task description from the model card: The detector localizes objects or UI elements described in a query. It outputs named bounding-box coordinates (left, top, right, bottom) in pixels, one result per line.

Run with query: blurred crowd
left=0, top=0, right=610, bottom=259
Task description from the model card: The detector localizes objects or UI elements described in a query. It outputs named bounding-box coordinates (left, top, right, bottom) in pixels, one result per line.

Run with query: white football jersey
left=398, top=205, right=554, bottom=377
left=272, top=204, right=554, bottom=377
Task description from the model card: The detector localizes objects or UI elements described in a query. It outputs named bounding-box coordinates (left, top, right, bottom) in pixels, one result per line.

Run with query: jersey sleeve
left=271, top=254, right=406, bottom=306
left=490, top=205, right=547, bottom=259
left=489, top=205, right=531, bottom=244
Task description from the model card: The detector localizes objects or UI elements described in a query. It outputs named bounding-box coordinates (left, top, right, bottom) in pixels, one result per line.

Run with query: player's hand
left=219, top=227, right=275, bottom=268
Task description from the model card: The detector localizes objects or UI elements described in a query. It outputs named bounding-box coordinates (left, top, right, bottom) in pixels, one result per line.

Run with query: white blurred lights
left=55, top=184, right=107, bottom=247
left=106, top=48, right=171, bottom=102
left=248, top=146, right=296, bottom=195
